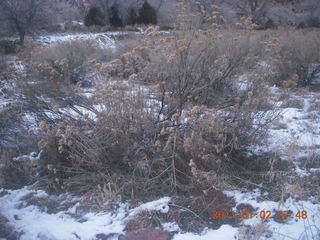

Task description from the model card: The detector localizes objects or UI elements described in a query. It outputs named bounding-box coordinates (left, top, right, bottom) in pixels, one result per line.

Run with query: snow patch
left=0, top=188, right=172, bottom=240
left=224, top=190, right=320, bottom=240
left=173, top=225, right=238, bottom=240
left=37, top=33, right=116, bottom=49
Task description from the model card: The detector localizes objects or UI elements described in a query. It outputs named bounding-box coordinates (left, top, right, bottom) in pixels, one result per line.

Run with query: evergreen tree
left=138, top=1, right=157, bottom=25
left=109, top=3, right=123, bottom=28
left=84, top=7, right=104, bottom=26
left=127, top=6, right=138, bottom=26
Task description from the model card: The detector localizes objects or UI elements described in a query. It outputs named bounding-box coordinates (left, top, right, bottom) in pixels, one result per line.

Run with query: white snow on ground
left=250, top=87, right=320, bottom=178
left=37, top=33, right=116, bottom=49
left=128, top=197, right=171, bottom=218
left=162, top=222, right=181, bottom=232
left=225, top=190, right=320, bottom=240
left=173, top=225, right=238, bottom=240
left=252, top=88, right=320, bottom=158
left=1, top=186, right=320, bottom=240
left=0, top=187, right=172, bottom=240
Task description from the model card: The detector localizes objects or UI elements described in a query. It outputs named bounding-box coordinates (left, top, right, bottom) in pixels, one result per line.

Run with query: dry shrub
left=16, top=39, right=41, bottom=60
left=32, top=40, right=98, bottom=71
left=0, top=105, right=24, bottom=145
left=34, top=4, right=278, bottom=226
left=142, top=28, right=255, bottom=112
left=28, top=40, right=99, bottom=89
left=262, top=29, right=320, bottom=87
left=125, top=210, right=165, bottom=232
left=0, top=150, right=37, bottom=189
left=36, top=81, right=162, bottom=196
left=13, top=40, right=101, bottom=126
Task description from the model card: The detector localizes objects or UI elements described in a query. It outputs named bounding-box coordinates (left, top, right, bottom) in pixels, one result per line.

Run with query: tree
left=84, top=6, right=104, bottom=26
left=109, top=3, right=123, bottom=27
left=138, top=1, right=157, bottom=25
left=228, top=0, right=269, bottom=25
left=127, top=6, right=138, bottom=25
left=0, top=0, right=54, bottom=45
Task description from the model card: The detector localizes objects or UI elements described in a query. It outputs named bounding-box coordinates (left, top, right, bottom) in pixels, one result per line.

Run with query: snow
left=173, top=225, right=238, bottom=240
left=127, top=196, right=171, bottom=218
left=37, top=33, right=116, bottom=49
left=12, top=151, right=41, bottom=168
left=236, top=74, right=252, bottom=91
left=162, top=222, right=180, bottom=232
left=252, top=88, right=320, bottom=161
left=0, top=187, right=172, bottom=240
left=3, top=186, right=318, bottom=240
left=224, top=190, right=320, bottom=240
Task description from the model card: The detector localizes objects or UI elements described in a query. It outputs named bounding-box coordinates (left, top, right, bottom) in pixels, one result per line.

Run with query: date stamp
left=210, top=210, right=309, bottom=220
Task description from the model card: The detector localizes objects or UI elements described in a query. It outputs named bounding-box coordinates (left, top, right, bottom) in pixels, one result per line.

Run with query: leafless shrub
left=13, top=40, right=101, bottom=125
left=0, top=105, right=33, bottom=148
left=33, top=3, right=278, bottom=220
left=0, top=148, right=37, bottom=189
left=36, top=81, right=161, bottom=196
left=262, top=29, right=320, bottom=87
left=31, top=40, right=99, bottom=78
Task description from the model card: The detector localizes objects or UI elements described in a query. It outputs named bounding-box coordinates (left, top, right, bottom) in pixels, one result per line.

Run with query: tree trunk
left=19, top=31, right=25, bottom=45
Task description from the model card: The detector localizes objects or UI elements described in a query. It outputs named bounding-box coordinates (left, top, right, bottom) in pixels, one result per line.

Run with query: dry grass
left=259, top=28, right=320, bottom=87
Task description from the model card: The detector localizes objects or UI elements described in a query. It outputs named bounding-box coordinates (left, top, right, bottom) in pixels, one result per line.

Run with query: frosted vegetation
left=0, top=1, right=320, bottom=240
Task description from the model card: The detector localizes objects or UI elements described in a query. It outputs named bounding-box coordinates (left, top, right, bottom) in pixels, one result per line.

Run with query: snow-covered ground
left=225, top=190, right=320, bottom=240
left=1, top=187, right=319, bottom=240
left=0, top=188, right=172, bottom=240
left=37, top=32, right=117, bottom=49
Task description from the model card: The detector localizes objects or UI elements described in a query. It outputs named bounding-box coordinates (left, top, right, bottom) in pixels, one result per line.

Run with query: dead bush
left=13, top=40, right=100, bottom=126
left=142, top=28, right=255, bottom=113
left=33, top=4, right=278, bottom=224
left=36, top=81, right=162, bottom=196
left=0, top=149, right=37, bottom=189
left=30, top=40, right=99, bottom=84
left=0, top=40, right=20, bottom=54
left=263, top=29, right=320, bottom=87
